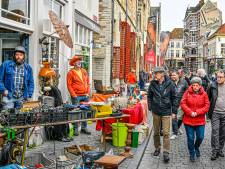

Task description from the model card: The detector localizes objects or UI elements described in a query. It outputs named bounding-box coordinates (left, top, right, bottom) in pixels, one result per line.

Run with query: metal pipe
left=124, top=0, right=128, bottom=80
left=110, top=0, right=114, bottom=86
left=21, top=128, right=29, bottom=166
left=90, top=31, right=93, bottom=95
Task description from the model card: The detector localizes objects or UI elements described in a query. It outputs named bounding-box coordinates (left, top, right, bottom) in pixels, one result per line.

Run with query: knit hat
left=153, top=67, right=165, bottom=73
left=191, top=77, right=202, bottom=85
left=69, top=55, right=82, bottom=66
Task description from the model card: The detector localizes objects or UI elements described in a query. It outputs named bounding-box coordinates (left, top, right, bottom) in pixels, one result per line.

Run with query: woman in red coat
left=181, top=77, right=210, bottom=162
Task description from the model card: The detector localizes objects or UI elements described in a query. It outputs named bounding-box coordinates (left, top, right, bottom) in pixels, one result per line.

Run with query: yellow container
left=94, top=105, right=112, bottom=118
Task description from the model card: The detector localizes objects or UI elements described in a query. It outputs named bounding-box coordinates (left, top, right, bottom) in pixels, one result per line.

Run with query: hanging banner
left=159, top=56, right=164, bottom=66
left=145, top=49, right=156, bottom=64
left=160, top=31, right=170, bottom=58
left=147, top=16, right=157, bottom=48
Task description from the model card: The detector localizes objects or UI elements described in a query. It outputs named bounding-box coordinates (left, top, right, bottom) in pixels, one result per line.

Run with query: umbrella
left=49, top=10, right=73, bottom=48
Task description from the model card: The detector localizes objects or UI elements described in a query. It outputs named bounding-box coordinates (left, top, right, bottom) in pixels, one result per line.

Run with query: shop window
left=49, top=37, right=59, bottom=69
left=0, top=0, right=30, bottom=25
left=42, top=37, right=59, bottom=69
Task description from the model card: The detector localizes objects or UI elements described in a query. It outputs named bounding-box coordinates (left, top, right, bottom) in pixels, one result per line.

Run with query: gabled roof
left=170, top=28, right=183, bottom=39
left=208, top=23, right=225, bottom=40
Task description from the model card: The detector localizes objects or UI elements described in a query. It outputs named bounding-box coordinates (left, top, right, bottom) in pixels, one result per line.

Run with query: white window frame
left=176, top=50, right=179, bottom=58
left=0, top=0, right=31, bottom=25
left=176, top=42, right=180, bottom=48
left=52, top=0, right=63, bottom=19
left=171, top=50, right=174, bottom=58
left=171, top=42, right=174, bottom=48
left=75, top=23, right=90, bottom=47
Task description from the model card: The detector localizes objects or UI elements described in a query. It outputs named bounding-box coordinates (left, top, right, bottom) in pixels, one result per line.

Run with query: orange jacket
left=67, top=68, right=90, bottom=97
left=126, top=73, right=137, bottom=84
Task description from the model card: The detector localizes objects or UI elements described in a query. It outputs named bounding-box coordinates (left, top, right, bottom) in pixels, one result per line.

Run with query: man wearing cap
left=147, top=66, right=178, bottom=163
left=0, top=46, right=34, bottom=109
left=67, top=55, right=91, bottom=136
left=170, top=69, right=188, bottom=140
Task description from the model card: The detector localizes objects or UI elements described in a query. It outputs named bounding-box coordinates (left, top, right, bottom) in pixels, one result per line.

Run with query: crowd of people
left=147, top=66, right=225, bottom=163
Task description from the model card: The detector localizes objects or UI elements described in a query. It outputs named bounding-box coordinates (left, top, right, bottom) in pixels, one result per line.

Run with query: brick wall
left=93, top=0, right=112, bottom=87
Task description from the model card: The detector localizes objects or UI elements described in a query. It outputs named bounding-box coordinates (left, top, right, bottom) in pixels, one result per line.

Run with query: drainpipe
left=124, top=0, right=128, bottom=80
left=110, top=0, right=114, bottom=86
left=90, top=31, right=93, bottom=95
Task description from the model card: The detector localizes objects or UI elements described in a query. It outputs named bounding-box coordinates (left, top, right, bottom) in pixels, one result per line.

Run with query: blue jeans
left=71, top=95, right=89, bottom=132
left=128, top=84, right=135, bottom=96
left=185, top=125, right=205, bottom=157
left=139, top=81, right=145, bottom=91
left=2, top=96, right=23, bottom=109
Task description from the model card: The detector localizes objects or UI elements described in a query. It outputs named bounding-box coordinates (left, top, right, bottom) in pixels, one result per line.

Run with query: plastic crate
left=95, top=105, right=112, bottom=118
left=68, top=110, right=82, bottom=121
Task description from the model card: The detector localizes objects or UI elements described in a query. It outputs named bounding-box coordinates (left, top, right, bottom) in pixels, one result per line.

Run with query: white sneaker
left=170, top=135, right=177, bottom=140
left=178, top=129, right=183, bottom=135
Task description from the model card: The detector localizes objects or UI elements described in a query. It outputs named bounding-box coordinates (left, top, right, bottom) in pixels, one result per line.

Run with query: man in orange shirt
left=126, top=69, right=137, bottom=96
left=67, top=55, right=91, bottom=136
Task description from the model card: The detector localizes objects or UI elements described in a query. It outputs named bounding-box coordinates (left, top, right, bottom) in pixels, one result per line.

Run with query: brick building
left=93, top=0, right=150, bottom=88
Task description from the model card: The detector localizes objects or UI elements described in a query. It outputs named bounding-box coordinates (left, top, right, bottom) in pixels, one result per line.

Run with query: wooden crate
left=22, top=101, right=41, bottom=109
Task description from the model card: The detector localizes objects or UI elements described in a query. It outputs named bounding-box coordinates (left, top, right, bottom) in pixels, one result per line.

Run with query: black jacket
left=207, top=82, right=218, bottom=119
left=201, top=75, right=210, bottom=92
left=174, top=78, right=189, bottom=104
left=44, top=86, right=63, bottom=106
left=148, top=76, right=178, bottom=116
left=184, top=76, right=191, bottom=86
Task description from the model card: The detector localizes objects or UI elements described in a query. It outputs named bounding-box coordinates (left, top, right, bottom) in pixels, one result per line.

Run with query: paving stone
left=138, top=122, right=225, bottom=169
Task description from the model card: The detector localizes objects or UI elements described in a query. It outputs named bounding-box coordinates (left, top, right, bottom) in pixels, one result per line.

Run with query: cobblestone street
left=26, top=122, right=150, bottom=169
left=138, top=122, right=225, bottom=169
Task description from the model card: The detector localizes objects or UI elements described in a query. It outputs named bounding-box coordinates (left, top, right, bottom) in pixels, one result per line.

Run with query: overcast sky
left=151, top=0, right=225, bottom=31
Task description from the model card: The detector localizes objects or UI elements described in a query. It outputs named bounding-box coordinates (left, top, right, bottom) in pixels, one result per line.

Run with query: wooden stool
left=95, top=155, right=125, bottom=169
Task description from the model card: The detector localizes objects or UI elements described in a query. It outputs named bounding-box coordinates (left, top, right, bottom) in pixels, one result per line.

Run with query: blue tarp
left=0, top=164, right=27, bottom=169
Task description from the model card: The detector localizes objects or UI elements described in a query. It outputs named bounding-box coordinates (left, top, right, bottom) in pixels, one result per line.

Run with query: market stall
left=0, top=91, right=149, bottom=168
